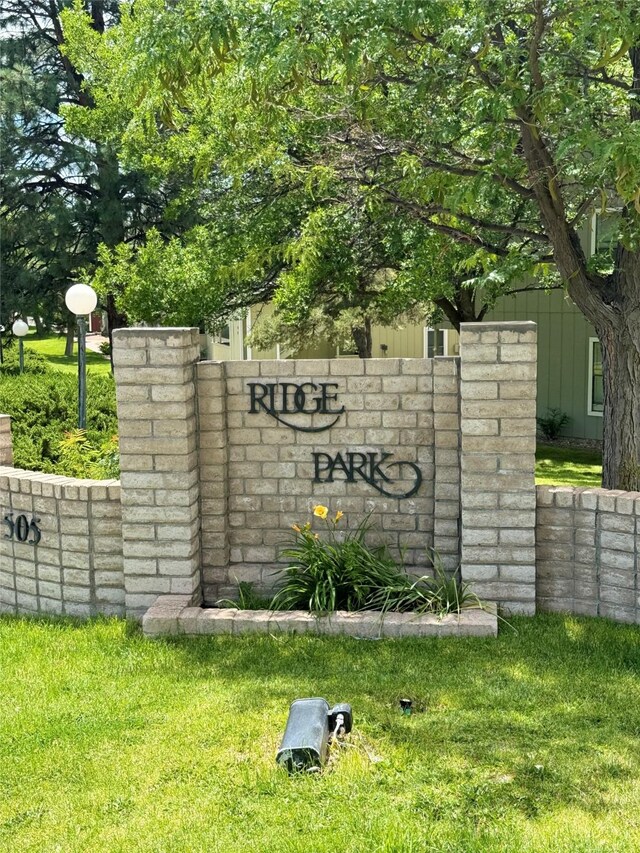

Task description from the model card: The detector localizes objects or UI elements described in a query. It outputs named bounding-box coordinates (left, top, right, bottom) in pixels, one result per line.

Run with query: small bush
left=0, top=347, right=50, bottom=376
left=271, top=507, right=480, bottom=615
left=0, top=372, right=118, bottom=478
left=99, top=341, right=112, bottom=356
left=57, top=430, right=120, bottom=479
left=537, top=407, right=570, bottom=440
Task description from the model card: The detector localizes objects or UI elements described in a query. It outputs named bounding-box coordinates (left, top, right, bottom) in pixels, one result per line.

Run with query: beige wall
left=197, top=356, right=462, bottom=603
left=0, top=466, right=123, bottom=617
left=537, top=486, right=640, bottom=623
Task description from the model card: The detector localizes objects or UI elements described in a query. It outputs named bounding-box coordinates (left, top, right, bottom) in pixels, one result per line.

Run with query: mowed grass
left=536, top=443, right=602, bottom=487
left=1, top=615, right=640, bottom=852
left=24, top=331, right=111, bottom=376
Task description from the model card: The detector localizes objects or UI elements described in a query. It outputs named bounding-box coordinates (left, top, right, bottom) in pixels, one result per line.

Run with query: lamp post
left=65, top=284, right=97, bottom=430
left=11, top=319, right=29, bottom=374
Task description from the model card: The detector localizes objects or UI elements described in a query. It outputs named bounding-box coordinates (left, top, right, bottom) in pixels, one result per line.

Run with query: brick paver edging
left=142, top=595, right=498, bottom=638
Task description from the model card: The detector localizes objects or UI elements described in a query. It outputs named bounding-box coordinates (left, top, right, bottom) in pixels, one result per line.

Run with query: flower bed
left=142, top=595, right=498, bottom=639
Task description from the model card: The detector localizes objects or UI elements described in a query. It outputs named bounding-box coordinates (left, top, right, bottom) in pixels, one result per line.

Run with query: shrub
left=271, top=507, right=480, bottom=615
left=0, top=347, right=50, bottom=376
left=0, top=372, right=118, bottom=478
left=99, top=341, right=112, bottom=356
left=57, top=430, right=120, bottom=479
left=537, top=407, right=570, bottom=440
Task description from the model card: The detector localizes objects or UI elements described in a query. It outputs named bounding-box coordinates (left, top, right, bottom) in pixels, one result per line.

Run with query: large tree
left=63, top=0, right=640, bottom=488
left=62, top=0, right=552, bottom=349
left=0, top=0, right=195, bottom=354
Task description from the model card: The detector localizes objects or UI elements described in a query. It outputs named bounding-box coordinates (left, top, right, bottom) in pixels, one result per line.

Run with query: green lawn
left=536, top=443, right=602, bottom=487
left=24, top=331, right=112, bottom=376
left=1, top=615, right=640, bottom=852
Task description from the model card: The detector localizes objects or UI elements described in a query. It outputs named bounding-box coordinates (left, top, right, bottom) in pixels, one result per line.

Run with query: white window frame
left=423, top=327, right=449, bottom=358
left=587, top=337, right=603, bottom=418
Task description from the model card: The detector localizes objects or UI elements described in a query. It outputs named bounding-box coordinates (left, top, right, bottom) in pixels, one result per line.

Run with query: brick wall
left=0, top=466, right=123, bottom=616
left=460, top=322, right=538, bottom=614
left=4, top=322, right=640, bottom=628
left=198, top=357, right=448, bottom=602
left=0, top=321, right=542, bottom=621
left=536, top=485, right=640, bottom=622
left=113, top=328, right=202, bottom=619
left=0, top=415, right=12, bottom=466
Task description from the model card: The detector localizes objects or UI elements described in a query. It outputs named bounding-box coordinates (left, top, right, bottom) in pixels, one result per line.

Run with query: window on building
left=588, top=337, right=603, bottom=416
left=591, top=211, right=620, bottom=257
left=214, top=323, right=231, bottom=346
left=425, top=328, right=447, bottom=358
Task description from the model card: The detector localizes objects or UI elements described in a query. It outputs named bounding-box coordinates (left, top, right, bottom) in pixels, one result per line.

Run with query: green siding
left=487, top=290, right=602, bottom=440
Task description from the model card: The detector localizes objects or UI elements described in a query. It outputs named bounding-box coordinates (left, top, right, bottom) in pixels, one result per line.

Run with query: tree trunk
left=594, top=249, right=640, bottom=490
left=516, top=106, right=640, bottom=489
left=599, top=322, right=640, bottom=490
left=105, top=292, right=128, bottom=371
left=65, top=320, right=75, bottom=358
left=97, top=146, right=128, bottom=372
left=352, top=317, right=373, bottom=358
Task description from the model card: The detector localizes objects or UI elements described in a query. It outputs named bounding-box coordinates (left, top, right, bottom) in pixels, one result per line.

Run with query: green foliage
left=1, top=1, right=198, bottom=337
left=60, top=0, right=640, bottom=338
left=272, top=507, right=478, bottom=615
left=537, top=408, right=571, bottom=441
left=57, top=430, right=120, bottom=479
left=0, top=347, right=49, bottom=376
left=99, top=341, right=112, bottom=356
left=367, top=555, right=482, bottom=616
left=0, top=372, right=118, bottom=477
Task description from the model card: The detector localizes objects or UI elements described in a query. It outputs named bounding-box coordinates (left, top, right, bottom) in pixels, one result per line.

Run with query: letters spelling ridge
left=248, top=381, right=345, bottom=432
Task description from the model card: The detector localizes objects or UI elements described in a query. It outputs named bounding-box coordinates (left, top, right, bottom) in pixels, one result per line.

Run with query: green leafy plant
left=272, top=507, right=481, bottom=615
left=57, top=430, right=120, bottom=479
left=536, top=408, right=570, bottom=441
left=0, top=347, right=50, bottom=376
left=99, top=341, right=112, bottom=356
left=0, top=372, right=118, bottom=477
left=271, top=507, right=400, bottom=613
left=367, top=553, right=481, bottom=615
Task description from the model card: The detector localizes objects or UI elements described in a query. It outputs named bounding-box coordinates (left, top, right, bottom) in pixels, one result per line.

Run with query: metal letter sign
left=247, top=382, right=345, bottom=432
left=247, top=378, right=422, bottom=498
left=3, top=512, right=42, bottom=545
left=313, top=452, right=422, bottom=499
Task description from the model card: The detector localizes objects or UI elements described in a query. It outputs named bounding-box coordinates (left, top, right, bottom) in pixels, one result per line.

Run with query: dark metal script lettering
left=313, top=451, right=422, bottom=499
left=248, top=381, right=345, bottom=432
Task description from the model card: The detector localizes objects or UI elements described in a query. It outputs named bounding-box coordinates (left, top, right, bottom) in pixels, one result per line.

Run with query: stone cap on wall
left=0, top=466, right=120, bottom=498
left=461, top=321, right=537, bottom=333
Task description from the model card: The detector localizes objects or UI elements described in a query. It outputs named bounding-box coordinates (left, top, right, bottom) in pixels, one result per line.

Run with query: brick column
left=196, top=361, right=229, bottom=602
left=0, top=415, right=13, bottom=466
left=459, top=322, right=537, bottom=614
left=113, top=328, right=202, bottom=618
left=432, top=358, right=461, bottom=571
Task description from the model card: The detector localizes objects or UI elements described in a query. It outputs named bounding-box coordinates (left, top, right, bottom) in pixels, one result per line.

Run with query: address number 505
left=3, top=513, right=41, bottom=546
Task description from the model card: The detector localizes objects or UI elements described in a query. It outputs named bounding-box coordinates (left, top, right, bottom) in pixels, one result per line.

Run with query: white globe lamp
left=12, top=318, right=29, bottom=374
left=12, top=318, right=29, bottom=337
left=65, top=283, right=97, bottom=429
left=65, top=283, right=97, bottom=317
